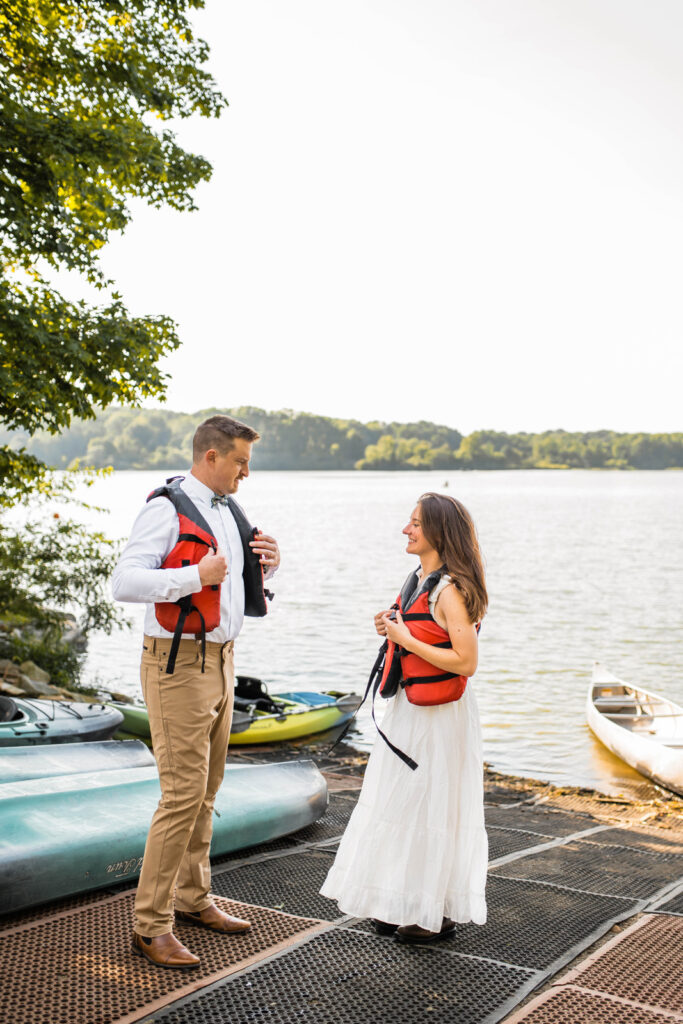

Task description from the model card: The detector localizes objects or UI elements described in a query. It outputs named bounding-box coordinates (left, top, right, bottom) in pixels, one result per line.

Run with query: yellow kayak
left=112, top=675, right=361, bottom=747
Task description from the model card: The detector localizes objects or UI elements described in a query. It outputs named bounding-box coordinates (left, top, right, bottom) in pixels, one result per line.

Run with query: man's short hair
left=193, top=415, right=260, bottom=461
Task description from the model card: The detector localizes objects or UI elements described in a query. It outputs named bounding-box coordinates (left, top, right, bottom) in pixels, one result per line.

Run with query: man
left=112, top=414, right=280, bottom=969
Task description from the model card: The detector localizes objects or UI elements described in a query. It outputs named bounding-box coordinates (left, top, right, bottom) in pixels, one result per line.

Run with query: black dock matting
left=211, top=848, right=341, bottom=921
left=288, top=794, right=358, bottom=843
left=485, top=805, right=597, bottom=837
left=577, top=826, right=683, bottom=860
left=488, top=827, right=554, bottom=860
left=492, top=841, right=681, bottom=900
left=443, top=876, right=637, bottom=970
left=653, top=888, right=683, bottom=915
left=154, top=927, right=534, bottom=1024
left=212, top=833, right=302, bottom=869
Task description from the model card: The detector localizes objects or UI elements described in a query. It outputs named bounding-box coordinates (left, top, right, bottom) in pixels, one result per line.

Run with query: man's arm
left=111, top=499, right=203, bottom=604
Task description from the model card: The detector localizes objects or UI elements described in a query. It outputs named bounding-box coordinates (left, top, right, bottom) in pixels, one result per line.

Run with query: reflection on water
left=75, top=469, right=683, bottom=797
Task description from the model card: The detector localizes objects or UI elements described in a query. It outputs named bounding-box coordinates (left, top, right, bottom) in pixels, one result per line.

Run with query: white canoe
left=587, top=662, right=683, bottom=797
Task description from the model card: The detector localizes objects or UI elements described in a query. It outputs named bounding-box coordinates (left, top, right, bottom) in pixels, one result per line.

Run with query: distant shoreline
left=4, top=406, right=682, bottom=473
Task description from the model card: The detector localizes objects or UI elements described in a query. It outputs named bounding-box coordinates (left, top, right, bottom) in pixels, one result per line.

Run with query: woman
left=320, top=492, right=488, bottom=944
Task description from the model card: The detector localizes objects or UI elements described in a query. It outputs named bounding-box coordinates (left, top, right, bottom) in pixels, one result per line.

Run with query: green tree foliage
left=0, top=1, right=225, bottom=684
left=0, top=0, right=226, bottom=502
left=5, top=409, right=682, bottom=473
left=0, top=488, right=128, bottom=686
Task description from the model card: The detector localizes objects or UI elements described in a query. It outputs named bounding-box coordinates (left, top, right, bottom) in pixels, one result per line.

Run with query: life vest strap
left=401, top=613, right=432, bottom=621
left=165, top=598, right=191, bottom=675
left=328, top=642, right=418, bottom=771
left=177, top=533, right=213, bottom=547
left=402, top=671, right=457, bottom=685
left=165, top=601, right=207, bottom=675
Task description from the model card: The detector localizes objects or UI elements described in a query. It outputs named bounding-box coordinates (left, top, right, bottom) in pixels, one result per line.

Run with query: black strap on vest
left=329, top=568, right=451, bottom=770
left=329, top=641, right=418, bottom=771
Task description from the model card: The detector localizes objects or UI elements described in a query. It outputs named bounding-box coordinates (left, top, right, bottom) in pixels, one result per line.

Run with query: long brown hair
left=418, top=492, right=488, bottom=623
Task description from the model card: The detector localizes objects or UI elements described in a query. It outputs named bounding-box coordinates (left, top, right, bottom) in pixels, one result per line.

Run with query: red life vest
left=380, top=570, right=479, bottom=707
left=148, top=477, right=273, bottom=673
left=339, top=570, right=480, bottom=772
left=380, top=585, right=469, bottom=706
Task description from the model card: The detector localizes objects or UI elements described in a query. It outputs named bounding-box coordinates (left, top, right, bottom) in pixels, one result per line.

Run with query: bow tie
left=211, top=494, right=230, bottom=508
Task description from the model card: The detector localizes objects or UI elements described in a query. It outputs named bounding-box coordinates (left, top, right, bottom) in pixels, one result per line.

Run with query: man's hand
left=198, top=548, right=228, bottom=586
left=249, top=532, right=280, bottom=571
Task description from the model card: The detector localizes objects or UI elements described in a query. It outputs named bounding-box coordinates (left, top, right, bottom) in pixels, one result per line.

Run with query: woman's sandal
left=394, top=918, right=456, bottom=945
left=369, top=919, right=399, bottom=936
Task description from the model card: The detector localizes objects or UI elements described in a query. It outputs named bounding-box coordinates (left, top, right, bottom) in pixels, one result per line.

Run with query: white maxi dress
left=320, top=575, right=487, bottom=932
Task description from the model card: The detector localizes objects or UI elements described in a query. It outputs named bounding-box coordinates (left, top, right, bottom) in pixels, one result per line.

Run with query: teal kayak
left=0, top=760, right=327, bottom=914
left=0, top=740, right=154, bottom=784
left=0, top=695, right=124, bottom=746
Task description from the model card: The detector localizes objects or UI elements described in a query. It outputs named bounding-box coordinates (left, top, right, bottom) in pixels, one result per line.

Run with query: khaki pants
left=134, top=635, right=235, bottom=936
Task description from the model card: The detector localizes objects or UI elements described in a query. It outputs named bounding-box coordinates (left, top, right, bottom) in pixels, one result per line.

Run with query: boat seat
left=235, top=675, right=287, bottom=715
left=603, top=711, right=681, bottom=719
left=594, top=697, right=664, bottom=706
left=233, top=695, right=287, bottom=715
left=0, top=696, right=20, bottom=723
left=235, top=675, right=270, bottom=701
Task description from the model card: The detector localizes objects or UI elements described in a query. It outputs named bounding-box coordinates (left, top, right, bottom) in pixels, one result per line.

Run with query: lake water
left=75, top=469, right=682, bottom=797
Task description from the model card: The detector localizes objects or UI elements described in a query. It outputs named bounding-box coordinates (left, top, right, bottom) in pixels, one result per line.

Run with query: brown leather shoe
left=176, top=903, right=251, bottom=934
left=131, top=930, right=200, bottom=969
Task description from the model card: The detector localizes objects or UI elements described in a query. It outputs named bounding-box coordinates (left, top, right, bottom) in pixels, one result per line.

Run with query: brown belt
left=143, top=635, right=234, bottom=655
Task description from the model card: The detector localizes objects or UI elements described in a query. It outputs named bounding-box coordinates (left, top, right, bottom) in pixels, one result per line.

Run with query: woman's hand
left=381, top=609, right=412, bottom=647
left=374, top=609, right=393, bottom=636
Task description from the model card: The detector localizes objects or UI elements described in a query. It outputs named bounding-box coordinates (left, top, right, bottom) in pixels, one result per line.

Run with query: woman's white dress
left=320, top=575, right=487, bottom=932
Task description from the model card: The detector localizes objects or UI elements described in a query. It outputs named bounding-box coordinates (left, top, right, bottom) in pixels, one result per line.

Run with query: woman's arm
left=382, top=584, right=478, bottom=677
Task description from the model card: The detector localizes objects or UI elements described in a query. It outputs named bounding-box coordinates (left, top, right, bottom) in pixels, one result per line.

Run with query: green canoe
left=0, top=760, right=327, bottom=914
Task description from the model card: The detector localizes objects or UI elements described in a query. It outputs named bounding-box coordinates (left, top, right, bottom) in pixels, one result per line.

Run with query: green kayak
left=0, top=760, right=327, bottom=914
left=0, top=695, right=124, bottom=746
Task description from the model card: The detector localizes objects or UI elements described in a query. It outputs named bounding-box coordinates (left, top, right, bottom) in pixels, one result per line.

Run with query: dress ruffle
left=321, top=683, right=488, bottom=933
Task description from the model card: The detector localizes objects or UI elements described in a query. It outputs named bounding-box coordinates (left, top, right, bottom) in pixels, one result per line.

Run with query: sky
left=91, top=0, right=683, bottom=434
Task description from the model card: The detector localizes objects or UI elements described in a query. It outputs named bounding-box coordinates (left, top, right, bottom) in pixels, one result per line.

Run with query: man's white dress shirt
left=112, top=472, right=247, bottom=642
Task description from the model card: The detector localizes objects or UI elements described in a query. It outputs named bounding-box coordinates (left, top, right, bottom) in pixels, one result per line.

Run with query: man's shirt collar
left=184, top=471, right=220, bottom=507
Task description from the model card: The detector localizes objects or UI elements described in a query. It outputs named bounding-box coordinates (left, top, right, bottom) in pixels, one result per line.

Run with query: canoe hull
left=0, top=760, right=328, bottom=914
left=0, top=740, right=155, bottom=784
left=587, top=663, right=683, bottom=797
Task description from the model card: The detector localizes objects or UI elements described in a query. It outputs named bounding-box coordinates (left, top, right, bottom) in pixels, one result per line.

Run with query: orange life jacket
left=148, top=477, right=273, bottom=673
left=379, top=574, right=469, bottom=706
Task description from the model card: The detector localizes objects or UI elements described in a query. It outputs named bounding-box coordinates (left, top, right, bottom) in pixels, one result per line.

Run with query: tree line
left=5, top=408, right=683, bottom=471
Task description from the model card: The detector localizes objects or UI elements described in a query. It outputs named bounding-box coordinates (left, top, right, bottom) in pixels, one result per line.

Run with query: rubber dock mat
left=0, top=890, right=325, bottom=1024
left=491, top=840, right=679, bottom=899
left=3, top=763, right=683, bottom=1024
left=506, top=913, right=683, bottom=1022
left=153, top=928, right=535, bottom=1024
